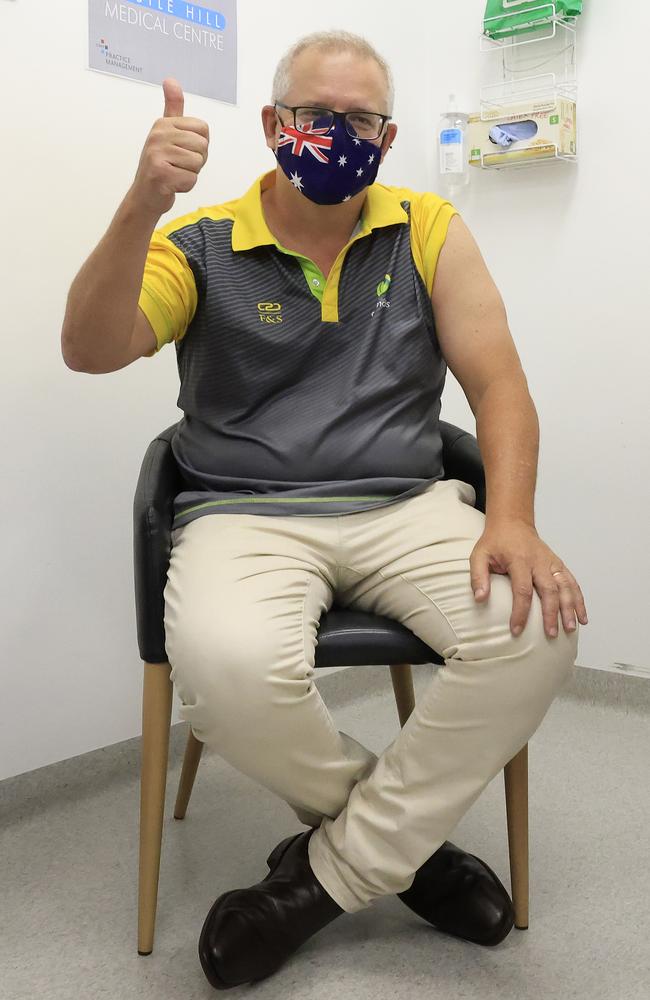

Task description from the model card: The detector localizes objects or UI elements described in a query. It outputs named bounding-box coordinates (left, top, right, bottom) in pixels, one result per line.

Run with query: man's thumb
left=162, top=77, right=184, bottom=118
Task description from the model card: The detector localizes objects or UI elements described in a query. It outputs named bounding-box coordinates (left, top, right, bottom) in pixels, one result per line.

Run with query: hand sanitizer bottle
left=438, top=94, right=470, bottom=197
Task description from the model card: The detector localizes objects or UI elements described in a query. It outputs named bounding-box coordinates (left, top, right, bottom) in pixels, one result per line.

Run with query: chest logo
left=376, top=274, right=392, bottom=297
left=371, top=273, right=392, bottom=317
left=257, top=302, right=283, bottom=324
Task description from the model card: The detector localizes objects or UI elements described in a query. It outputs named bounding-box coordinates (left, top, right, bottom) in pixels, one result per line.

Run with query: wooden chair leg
left=174, top=727, right=204, bottom=820
left=389, top=662, right=416, bottom=728
left=503, top=742, right=529, bottom=929
left=138, top=661, right=173, bottom=956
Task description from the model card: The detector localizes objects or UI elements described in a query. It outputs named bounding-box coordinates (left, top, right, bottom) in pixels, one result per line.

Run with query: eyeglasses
left=274, top=101, right=391, bottom=141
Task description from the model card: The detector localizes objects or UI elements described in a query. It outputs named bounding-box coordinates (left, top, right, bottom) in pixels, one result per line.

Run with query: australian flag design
left=276, top=114, right=381, bottom=204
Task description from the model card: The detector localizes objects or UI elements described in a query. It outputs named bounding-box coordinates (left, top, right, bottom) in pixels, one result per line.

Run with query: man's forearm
left=474, top=376, right=539, bottom=527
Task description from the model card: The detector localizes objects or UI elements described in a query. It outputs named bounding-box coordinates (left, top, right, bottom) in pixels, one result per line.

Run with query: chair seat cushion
left=314, top=606, right=443, bottom=668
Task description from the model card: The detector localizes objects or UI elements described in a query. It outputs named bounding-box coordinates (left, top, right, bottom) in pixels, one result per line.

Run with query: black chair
left=133, top=419, right=529, bottom=955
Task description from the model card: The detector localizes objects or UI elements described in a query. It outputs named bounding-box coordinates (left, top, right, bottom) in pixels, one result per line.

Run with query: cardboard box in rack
left=468, top=96, right=576, bottom=166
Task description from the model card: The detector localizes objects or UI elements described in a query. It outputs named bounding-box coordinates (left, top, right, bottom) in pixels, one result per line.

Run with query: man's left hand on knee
left=469, top=519, right=589, bottom=640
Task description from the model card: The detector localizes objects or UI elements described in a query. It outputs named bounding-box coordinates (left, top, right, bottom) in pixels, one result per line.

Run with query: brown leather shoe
left=198, top=829, right=345, bottom=989
left=397, top=840, right=515, bottom=945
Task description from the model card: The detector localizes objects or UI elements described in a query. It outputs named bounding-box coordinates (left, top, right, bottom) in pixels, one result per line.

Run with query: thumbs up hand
left=131, top=77, right=210, bottom=218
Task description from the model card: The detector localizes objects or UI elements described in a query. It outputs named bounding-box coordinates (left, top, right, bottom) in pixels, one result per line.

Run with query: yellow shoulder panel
left=139, top=203, right=236, bottom=356
left=387, top=186, right=459, bottom=299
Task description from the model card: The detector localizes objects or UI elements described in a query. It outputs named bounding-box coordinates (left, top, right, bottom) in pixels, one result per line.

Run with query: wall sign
left=88, top=0, right=237, bottom=104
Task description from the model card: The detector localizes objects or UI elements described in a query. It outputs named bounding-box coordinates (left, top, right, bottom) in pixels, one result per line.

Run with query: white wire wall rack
left=474, top=2, right=578, bottom=170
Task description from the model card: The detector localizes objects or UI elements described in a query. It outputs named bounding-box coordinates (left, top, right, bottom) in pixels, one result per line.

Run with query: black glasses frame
left=274, top=101, right=391, bottom=140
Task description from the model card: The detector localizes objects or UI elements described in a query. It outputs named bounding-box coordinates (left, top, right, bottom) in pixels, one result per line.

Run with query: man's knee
left=445, top=572, right=578, bottom=686
left=496, top=576, right=579, bottom=712
left=510, top=579, right=579, bottom=675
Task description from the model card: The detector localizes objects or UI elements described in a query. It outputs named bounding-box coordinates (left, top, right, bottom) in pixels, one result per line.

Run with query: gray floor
left=2, top=663, right=649, bottom=1000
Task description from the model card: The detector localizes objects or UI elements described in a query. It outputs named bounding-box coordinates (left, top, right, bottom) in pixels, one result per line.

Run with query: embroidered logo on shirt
left=371, top=273, right=392, bottom=317
left=257, top=302, right=283, bottom=324
left=376, top=274, right=392, bottom=297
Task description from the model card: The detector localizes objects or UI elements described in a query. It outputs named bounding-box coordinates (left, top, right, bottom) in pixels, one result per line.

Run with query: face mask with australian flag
left=274, top=110, right=382, bottom=205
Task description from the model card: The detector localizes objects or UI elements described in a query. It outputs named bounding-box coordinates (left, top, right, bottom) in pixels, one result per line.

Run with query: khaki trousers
left=163, top=479, right=578, bottom=913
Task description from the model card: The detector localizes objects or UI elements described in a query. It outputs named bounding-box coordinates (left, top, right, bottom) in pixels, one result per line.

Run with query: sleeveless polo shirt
left=138, top=170, right=458, bottom=531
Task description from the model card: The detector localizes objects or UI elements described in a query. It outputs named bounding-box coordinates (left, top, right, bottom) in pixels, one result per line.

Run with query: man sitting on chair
left=61, top=28, right=588, bottom=992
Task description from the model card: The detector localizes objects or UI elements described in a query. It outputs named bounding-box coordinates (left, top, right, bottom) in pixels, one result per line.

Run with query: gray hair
left=271, top=30, right=395, bottom=115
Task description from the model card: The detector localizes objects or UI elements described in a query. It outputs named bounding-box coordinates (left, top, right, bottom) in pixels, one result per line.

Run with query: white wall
left=2, top=0, right=647, bottom=782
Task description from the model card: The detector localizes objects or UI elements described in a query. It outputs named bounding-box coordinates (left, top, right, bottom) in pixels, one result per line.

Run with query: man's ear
left=379, top=122, right=398, bottom=164
left=261, top=105, right=279, bottom=151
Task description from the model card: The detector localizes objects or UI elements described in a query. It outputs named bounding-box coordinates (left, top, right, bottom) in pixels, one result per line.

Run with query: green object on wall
left=483, top=1, right=583, bottom=40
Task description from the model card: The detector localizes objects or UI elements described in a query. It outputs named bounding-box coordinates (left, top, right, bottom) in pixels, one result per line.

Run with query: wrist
left=486, top=513, right=537, bottom=531
left=122, top=186, right=164, bottom=229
